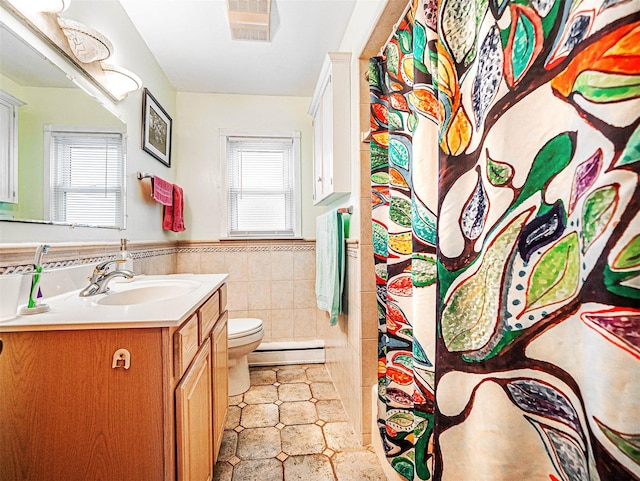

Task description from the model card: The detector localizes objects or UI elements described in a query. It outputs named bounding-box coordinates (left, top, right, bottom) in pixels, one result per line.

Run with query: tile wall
left=175, top=240, right=320, bottom=343
left=0, top=240, right=319, bottom=345
left=0, top=241, right=177, bottom=276
left=329, top=0, right=414, bottom=447
left=318, top=241, right=378, bottom=446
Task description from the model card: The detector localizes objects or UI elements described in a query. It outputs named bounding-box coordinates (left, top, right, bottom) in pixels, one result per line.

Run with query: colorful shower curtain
left=370, top=0, right=640, bottom=480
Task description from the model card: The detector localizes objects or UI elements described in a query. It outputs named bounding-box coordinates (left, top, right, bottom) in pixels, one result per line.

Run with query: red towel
left=151, top=176, right=173, bottom=206
left=163, top=184, right=185, bottom=232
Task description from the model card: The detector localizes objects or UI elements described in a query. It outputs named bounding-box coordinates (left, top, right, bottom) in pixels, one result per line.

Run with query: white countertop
left=0, top=273, right=228, bottom=332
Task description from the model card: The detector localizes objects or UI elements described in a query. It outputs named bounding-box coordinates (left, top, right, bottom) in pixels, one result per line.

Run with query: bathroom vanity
left=0, top=274, right=228, bottom=481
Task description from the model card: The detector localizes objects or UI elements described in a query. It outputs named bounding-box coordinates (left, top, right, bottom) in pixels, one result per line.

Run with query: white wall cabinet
left=308, top=52, right=351, bottom=205
left=0, top=90, right=25, bottom=204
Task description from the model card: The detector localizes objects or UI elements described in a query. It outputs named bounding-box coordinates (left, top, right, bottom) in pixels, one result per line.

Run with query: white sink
left=2, top=273, right=229, bottom=331
left=95, top=279, right=201, bottom=306
left=64, top=278, right=202, bottom=307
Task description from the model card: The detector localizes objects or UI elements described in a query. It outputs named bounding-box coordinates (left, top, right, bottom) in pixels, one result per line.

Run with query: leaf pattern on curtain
left=370, top=0, right=640, bottom=479
left=371, top=2, right=440, bottom=480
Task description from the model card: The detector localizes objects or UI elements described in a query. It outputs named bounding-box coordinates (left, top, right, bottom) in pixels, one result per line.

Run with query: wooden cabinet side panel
left=162, top=327, right=177, bottom=481
left=219, top=284, right=227, bottom=313
left=0, top=329, right=165, bottom=481
left=212, top=311, right=229, bottom=463
left=175, top=338, right=213, bottom=481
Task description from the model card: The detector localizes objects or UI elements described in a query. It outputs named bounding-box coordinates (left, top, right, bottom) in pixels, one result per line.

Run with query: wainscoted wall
left=320, top=0, right=411, bottom=448
left=175, top=240, right=320, bottom=343
left=319, top=240, right=377, bottom=446
left=0, top=241, right=177, bottom=276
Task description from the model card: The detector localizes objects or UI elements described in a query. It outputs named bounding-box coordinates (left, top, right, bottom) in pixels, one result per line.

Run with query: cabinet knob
left=317, top=177, right=323, bottom=182
left=112, top=348, right=131, bottom=369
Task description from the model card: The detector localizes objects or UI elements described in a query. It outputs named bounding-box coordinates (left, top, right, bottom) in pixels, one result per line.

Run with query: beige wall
left=318, top=0, right=411, bottom=447
left=302, top=0, right=411, bottom=449
left=174, top=92, right=321, bottom=241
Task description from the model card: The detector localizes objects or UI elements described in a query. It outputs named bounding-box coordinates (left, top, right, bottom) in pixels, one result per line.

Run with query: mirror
left=0, top=19, right=126, bottom=229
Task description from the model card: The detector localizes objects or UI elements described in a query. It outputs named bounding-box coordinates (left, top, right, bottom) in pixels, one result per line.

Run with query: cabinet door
left=309, top=52, right=351, bottom=206
left=0, top=90, right=24, bottom=203
left=312, top=110, right=324, bottom=203
left=320, top=80, right=334, bottom=198
left=212, top=312, right=229, bottom=462
left=0, top=329, right=165, bottom=481
left=176, top=338, right=213, bottom=481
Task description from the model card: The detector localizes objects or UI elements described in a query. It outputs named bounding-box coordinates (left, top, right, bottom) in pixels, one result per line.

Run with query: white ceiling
left=119, top=0, right=358, bottom=97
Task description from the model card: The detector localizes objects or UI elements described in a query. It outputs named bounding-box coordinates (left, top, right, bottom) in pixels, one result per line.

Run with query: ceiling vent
left=227, top=0, right=271, bottom=42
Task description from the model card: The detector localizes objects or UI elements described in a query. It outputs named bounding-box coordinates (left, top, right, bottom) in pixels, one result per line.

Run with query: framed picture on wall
left=142, top=88, right=172, bottom=167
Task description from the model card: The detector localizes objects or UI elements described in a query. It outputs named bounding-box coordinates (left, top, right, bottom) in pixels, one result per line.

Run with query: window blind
left=49, top=130, right=124, bottom=227
left=226, top=136, right=297, bottom=237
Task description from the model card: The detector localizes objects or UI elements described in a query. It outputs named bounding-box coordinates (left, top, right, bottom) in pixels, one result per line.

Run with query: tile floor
left=213, top=364, right=387, bottom=481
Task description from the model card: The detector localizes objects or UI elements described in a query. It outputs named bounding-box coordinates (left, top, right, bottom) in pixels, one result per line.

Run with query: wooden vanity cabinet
left=0, top=283, right=228, bottom=481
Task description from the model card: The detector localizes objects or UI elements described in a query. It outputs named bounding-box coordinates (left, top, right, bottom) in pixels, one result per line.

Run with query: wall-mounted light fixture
left=100, top=63, right=142, bottom=100
left=57, top=17, right=113, bottom=63
left=2, top=0, right=142, bottom=101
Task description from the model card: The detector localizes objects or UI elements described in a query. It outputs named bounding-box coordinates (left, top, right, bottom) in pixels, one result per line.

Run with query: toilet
left=227, top=317, right=264, bottom=396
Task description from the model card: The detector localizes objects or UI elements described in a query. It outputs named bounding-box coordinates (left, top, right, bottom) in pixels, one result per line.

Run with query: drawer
left=219, top=284, right=227, bottom=312
left=199, top=291, right=220, bottom=342
left=174, top=314, right=199, bottom=378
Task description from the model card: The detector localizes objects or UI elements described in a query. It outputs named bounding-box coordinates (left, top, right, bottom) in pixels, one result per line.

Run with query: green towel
left=315, top=209, right=345, bottom=326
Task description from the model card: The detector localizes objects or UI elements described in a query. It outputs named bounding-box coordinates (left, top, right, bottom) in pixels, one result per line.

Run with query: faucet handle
left=95, top=259, right=125, bottom=274
left=95, top=261, right=108, bottom=273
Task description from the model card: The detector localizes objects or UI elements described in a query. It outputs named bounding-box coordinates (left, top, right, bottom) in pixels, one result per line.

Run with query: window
left=221, top=130, right=301, bottom=238
left=46, top=126, right=126, bottom=228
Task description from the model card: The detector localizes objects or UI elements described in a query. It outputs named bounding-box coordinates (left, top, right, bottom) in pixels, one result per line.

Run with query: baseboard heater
left=248, top=340, right=325, bottom=366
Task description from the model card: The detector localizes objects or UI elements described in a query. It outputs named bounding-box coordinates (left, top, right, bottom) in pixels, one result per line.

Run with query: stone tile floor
left=213, top=364, right=387, bottom=481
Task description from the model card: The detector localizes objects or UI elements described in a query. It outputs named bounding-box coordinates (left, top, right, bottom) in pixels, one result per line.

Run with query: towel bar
left=136, top=171, right=155, bottom=197
left=337, top=206, right=353, bottom=214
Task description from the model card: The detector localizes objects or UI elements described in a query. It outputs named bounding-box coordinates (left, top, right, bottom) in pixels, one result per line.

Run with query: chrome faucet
left=79, top=260, right=134, bottom=297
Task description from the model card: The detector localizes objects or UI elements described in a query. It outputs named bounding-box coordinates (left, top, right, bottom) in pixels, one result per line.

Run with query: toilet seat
left=228, top=317, right=263, bottom=340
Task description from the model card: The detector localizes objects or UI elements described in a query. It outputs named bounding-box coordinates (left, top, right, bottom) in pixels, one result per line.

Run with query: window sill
left=219, top=236, right=305, bottom=241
